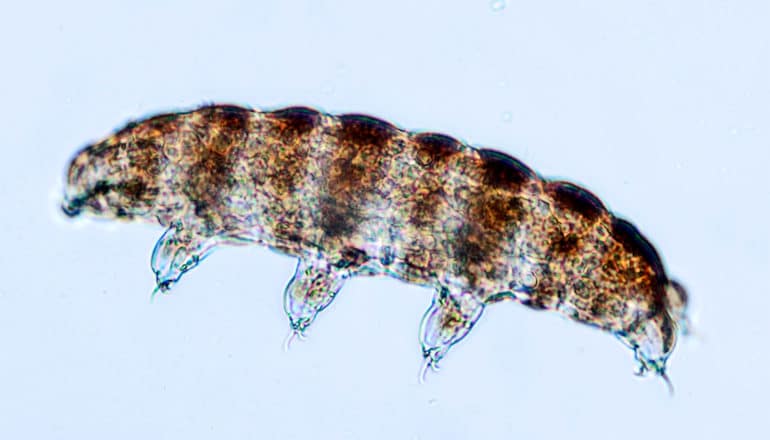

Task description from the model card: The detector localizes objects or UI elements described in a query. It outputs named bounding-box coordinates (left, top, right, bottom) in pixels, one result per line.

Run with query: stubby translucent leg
left=666, top=280, right=691, bottom=335
left=616, top=311, right=677, bottom=394
left=151, top=223, right=219, bottom=293
left=283, top=257, right=347, bottom=340
left=419, top=285, right=485, bottom=378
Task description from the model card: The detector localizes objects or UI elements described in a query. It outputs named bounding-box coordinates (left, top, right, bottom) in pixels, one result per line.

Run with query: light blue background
left=1, top=1, right=768, bottom=438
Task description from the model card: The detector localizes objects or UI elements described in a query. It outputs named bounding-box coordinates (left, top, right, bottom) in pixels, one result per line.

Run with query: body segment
left=62, top=104, right=688, bottom=385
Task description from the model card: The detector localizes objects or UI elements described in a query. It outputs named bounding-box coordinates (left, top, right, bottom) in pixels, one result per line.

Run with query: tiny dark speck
left=380, top=246, right=394, bottom=266
left=61, top=202, right=81, bottom=217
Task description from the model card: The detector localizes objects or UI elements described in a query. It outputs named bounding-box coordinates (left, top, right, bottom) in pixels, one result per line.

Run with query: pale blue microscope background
left=1, top=1, right=768, bottom=439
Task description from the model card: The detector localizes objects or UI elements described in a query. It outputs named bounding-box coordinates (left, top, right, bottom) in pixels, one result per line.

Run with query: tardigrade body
left=63, top=104, right=688, bottom=386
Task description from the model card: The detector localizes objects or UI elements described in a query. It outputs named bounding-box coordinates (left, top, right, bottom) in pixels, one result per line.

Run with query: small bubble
left=501, top=111, right=512, bottom=123
left=490, top=0, right=507, bottom=12
left=320, top=81, right=335, bottom=95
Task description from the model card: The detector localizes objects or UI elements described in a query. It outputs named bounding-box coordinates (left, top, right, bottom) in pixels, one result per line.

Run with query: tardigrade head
left=62, top=118, right=168, bottom=221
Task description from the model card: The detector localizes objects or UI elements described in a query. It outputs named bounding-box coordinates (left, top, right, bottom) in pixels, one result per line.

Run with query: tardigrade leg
left=419, top=285, right=485, bottom=375
left=283, top=256, right=348, bottom=338
left=616, top=310, right=678, bottom=393
left=151, top=223, right=219, bottom=293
